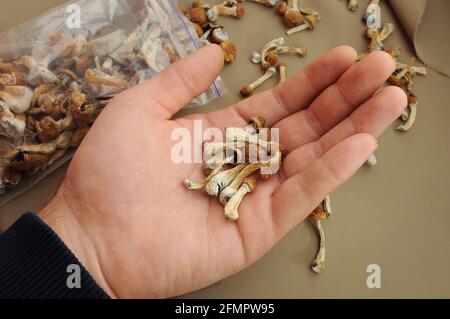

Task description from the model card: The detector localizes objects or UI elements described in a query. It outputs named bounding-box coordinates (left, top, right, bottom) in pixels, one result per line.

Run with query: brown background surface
left=0, top=0, right=449, bottom=298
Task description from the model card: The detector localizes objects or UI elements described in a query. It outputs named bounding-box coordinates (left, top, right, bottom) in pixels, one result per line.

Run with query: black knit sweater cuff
left=0, top=213, right=109, bottom=299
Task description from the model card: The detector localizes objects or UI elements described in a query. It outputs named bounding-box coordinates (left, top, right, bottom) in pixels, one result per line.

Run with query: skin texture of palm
left=39, top=44, right=406, bottom=298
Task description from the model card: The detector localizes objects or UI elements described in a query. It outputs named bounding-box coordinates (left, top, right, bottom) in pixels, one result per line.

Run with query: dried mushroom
left=283, top=0, right=303, bottom=27
left=0, top=86, right=33, bottom=113
left=242, top=37, right=307, bottom=96
left=35, top=116, right=62, bottom=143
left=241, top=67, right=277, bottom=96
left=207, top=1, right=245, bottom=22
left=0, top=101, right=26, bottom=141
left=84, top=69, right=128, bottom=97
left=309, top=196, right=331, bottom=274
left=358, top=0, right=426, bottom=132
left=286, top=14, right=319, bottom=35
left=184, top=2, right=241, bottom=64
left=184, top=116, right=284, bottom=222
left=0, top=1, right=192, bottom=193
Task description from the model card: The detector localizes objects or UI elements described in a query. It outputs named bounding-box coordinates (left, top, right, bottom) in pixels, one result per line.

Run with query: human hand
left=39, top=44, right=406, bottom=298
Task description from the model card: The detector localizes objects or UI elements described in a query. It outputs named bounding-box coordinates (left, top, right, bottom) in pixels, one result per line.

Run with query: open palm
left=40, top=45, right=406, bottom=298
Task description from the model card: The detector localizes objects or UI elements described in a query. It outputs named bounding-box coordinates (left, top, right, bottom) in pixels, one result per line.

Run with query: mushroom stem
left=275, top=46, right=307, bottom=57
left=366, top=154, right=378, bottom=166
left=286, top=15, right=318, bottom=35
left=396, top=58, right=416, bottom=80
left=311, top=219, right=326, bottom=274
left=17, top=131, right=73, bottom=155
left=184, top=163, right=226, bottom=190
left=366, top=23, right=394, bottom=52
left=219, top=152, right=281, bottom=205
left=243, top=0, right=278, bottom=7
left=241, top=67, right=277, bottom=96
left=364, top=0, right=381, bottom=28
left=279, top=64, right=287, bottom=83
left=205, top=164, right=246, bottom=196
left=396, top=93, right=418, bottom=132
left=260, top=38, right=284, bottom=70
left=224, top=177, right=256, bottom=221
left=204, top=152, right=240, bottom=170
left=207, top=1, right=245, bottom=22
left=323, top=195, right=332, bottom=216
left=396, top=63, right=427, bottom=76
left=245, top=116, right=266, bottom=134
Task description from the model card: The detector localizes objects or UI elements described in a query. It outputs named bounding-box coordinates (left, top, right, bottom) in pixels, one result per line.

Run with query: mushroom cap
left=0, top=73, right=17, bottom=86
left=235, top=3, right=245, bottom=19
left=388, top=75, right=406, bottom=87
left=407, top=92, right=418, bottom=104
left=276, top=1, right=287, bottom=16
left=310, top=207, right=329, bottom=221
left=278, top=143, right=288, bottom=159
left=241, top=85, right=253, bottom=97
left=192, top=1, right=204, bottom=8
left=0, top=63, right=27, bottom=86
left=36, top=116, right=61, bottom=143
left=221, top=41, right=237, bottom=63
left=243, top=177, right=257, bottom=193
left=17, top=55, right=37, bottom=69
left=249, top=116, right=266, bottom=131
left=283, top=11, right=304, bottom=27
left=75, top=55, right=95, bottom=77
left=264, top=51, right=279, bottom=70
left=211, top=27, right=230, bottom=44
left=0, top=86, right=33, bottom=114
left=188, top=7, right=207, bottom=25
left=10, top=153, right=50, bottom=172
left=305, top=15, right=318, bottom=28
left=193, top=23, right=204, bottom=37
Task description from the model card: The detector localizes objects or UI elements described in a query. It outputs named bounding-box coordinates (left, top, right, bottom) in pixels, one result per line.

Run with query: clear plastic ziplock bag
left=0, top=0, right=226, bottom=205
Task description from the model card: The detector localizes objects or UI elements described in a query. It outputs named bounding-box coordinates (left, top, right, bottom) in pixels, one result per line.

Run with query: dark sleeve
left=0, top=213, right=110, bottom=299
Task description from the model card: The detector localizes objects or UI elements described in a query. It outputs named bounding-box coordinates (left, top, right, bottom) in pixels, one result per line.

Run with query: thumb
left=116, top=44, right=224, bottom=119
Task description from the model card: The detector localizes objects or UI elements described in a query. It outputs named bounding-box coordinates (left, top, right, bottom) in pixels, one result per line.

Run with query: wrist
left=39, top=183, right=117, bottom=298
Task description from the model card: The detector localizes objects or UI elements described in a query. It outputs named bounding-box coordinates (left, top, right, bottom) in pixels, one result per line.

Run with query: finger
left=202, top=46, right=357, bottom=128
left=272, top=134, right=377, bottom=236
left=276, top=51, right=396, bottom=152
left=116, top=44, right=224, bottom=119
left=282, top=86, right=407, bottom=178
